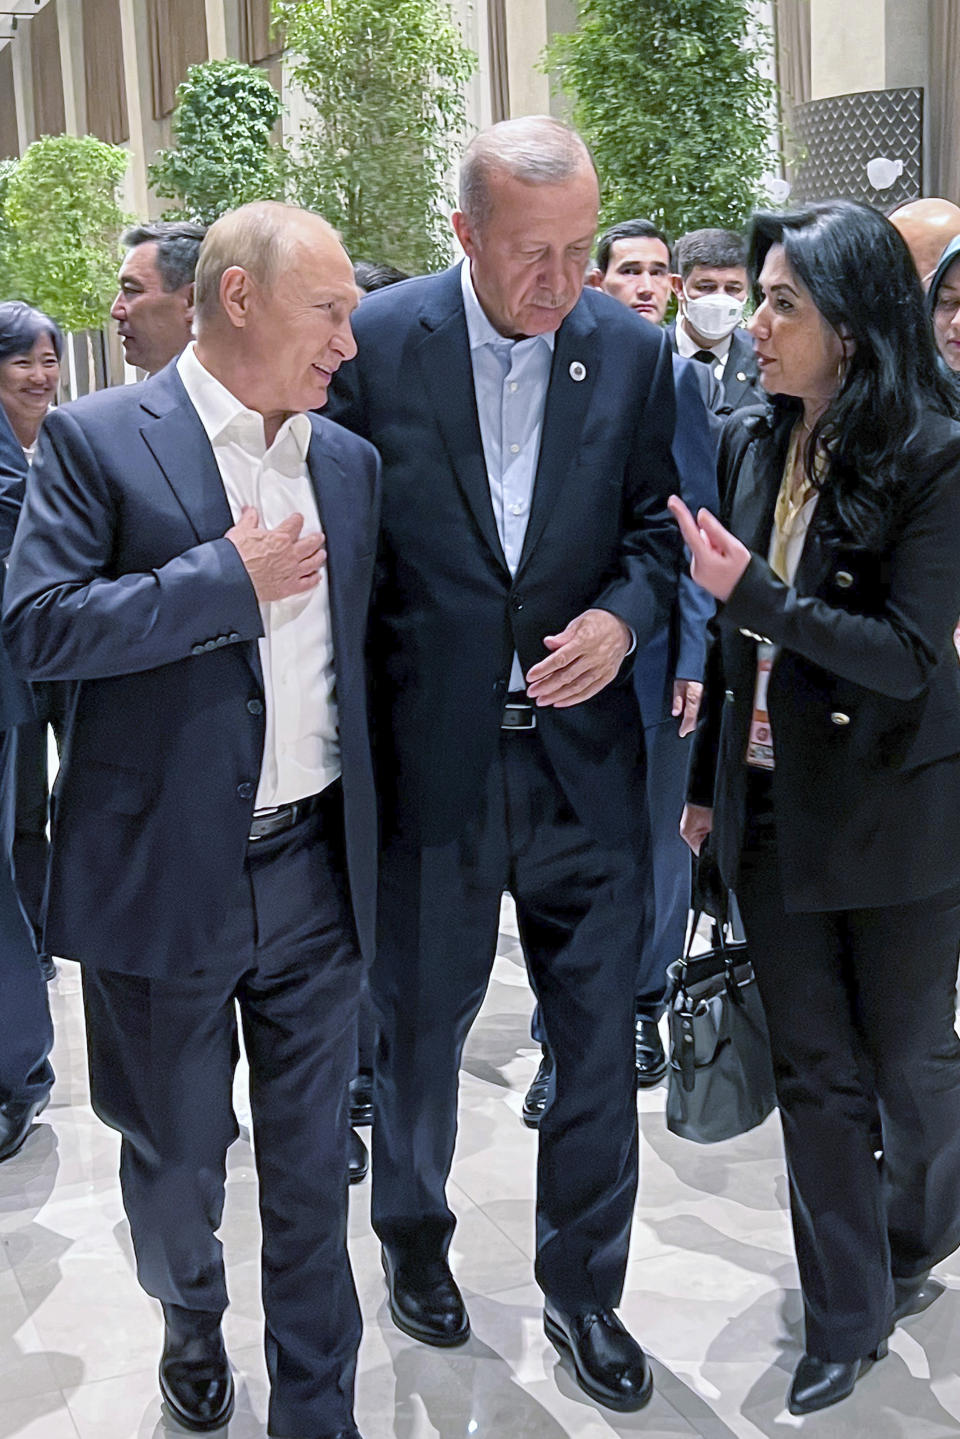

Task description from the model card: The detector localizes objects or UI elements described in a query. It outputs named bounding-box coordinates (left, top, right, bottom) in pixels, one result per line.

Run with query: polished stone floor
left=2, top=896, right=959, bottom=1438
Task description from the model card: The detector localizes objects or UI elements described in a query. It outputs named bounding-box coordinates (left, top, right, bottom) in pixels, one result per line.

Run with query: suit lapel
left=516, top=300, right=599, bottom=576
left=138, top=365, right=234, bottom=544
left=722, top=331, right=757, bottom=408
left=729, top=414, right=792, bottom=554
left=414, top=275, right=510, bottom=575
left=305, top=424, right=355, bottom=677
left=138, top=363, right=260, bottom=686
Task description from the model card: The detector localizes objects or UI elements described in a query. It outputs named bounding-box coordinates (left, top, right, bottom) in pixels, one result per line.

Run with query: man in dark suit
left=668, top=228, right=762, bottom=411
left=582, top=221, right=719, bottom=1089
left=327, top=117, right=679, bottom=1413
left=0, top=400, right=53, bottom=1163
left=4, top=202, right=379, bottom=1439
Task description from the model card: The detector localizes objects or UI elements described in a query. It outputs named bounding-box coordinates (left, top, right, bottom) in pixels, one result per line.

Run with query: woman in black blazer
left=670, top=201, right=960, bottom=1416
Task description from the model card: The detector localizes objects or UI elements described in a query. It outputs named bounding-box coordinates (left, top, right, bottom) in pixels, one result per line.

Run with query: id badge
left=746, top=643, right=774, bottom=770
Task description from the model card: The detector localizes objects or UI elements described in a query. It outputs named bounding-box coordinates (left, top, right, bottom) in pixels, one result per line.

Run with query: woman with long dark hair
left=670, top=200, right=960, bottom=1415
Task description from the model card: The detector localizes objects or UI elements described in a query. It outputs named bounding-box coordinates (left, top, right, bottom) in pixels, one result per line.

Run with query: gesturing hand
left=225, top=507, right=326, bottom=603
left=525, top=607, right=632, bottom=708
left=667, top=495, right=751, bottom=604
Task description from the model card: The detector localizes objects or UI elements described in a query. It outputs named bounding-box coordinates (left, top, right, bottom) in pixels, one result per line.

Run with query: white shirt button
left=509, top=443, right=520, bottom=455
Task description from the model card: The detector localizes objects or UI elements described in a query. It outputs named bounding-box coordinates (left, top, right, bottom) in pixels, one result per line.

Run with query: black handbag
left=665, top=912, right=778, bottom=1144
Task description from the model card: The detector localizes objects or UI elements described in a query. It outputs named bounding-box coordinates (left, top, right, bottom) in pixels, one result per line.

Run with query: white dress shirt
left=460, top=259, right=555, bottom=691
left=675, top=319, right=734, bottom=382
left=177, top=343, right=340, bottom=808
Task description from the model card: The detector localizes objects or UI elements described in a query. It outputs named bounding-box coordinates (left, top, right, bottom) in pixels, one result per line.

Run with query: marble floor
left=3, top=897, right=959, bottom=1439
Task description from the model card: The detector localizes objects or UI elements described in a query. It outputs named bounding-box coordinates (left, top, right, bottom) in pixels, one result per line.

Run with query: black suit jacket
left=2, top=364, right=381, bottom=974
left=667, top=323, right=763, bottom=412
left=327, top=268, right=681, bottom=847
left=689, top=405, right=960, bottom=910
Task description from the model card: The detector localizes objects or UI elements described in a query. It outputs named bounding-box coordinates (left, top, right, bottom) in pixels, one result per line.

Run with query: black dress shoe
left=892, top=1271, right=945, bottom=1326
left=381, top=1247, right=470, bottom=1346
left=348, top=1071, right=373, bottom=1127
left=349, top=1128, right=369, bottom=1185
left=635, top=1017, right=667, bottom=1088
left=543, top=1301, right=653, bottom=1412
left=787, top=1341, right=887, bottom=1416
left=521, top=1049, right=554, bottom=1129
left=159, top=1304, right=234, bottom=1432
left=0, top=1093, right=49, bottom=1163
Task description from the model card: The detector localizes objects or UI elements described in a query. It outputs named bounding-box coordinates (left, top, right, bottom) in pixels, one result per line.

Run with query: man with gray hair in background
left=111, top=219, right=206, bottom=376
left=5, top=201, right=379, bottom=1439
left=328, top=115, right=679, bottom=1413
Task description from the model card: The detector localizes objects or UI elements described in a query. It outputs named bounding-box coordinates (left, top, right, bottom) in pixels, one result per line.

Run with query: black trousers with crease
left=737, top=773, right=960, bottom=1362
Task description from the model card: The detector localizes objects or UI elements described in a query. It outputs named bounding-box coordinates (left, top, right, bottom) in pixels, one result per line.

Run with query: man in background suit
left=328, top=116, right=679, bottom=1413
left=112, top=220, right=206, bottom=376
left=522, top=217, right=721, bottom=1119
left=0, top=400, right=53, bottom=1162
left=4, top=202, right=379, bottom=1439
left=589, top=224, right=719, bottom=1087
left=668, top=228, right=762, bottom=411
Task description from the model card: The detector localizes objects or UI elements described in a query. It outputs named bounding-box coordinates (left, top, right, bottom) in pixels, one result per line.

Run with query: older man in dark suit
left=4, top=202, right=378, bottom=1439
left=327, top=116, right=679, bottom=1413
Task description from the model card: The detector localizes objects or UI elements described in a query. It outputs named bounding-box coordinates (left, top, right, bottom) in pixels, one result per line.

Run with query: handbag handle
left=679, top=910, right=745, bottom=1008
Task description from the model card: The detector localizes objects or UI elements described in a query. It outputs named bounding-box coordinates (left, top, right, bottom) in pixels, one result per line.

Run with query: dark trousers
left=0, top=729, right=53, bottom=1105
left=634, top=716, right=692, bottom=1020
left=737, top=774, right=960, bottom=1362
left=9, top=718, right=50, bottom=955
left=82, top=793, right=364, bottom=1439
left=372, top=728, right=647, bottom=1313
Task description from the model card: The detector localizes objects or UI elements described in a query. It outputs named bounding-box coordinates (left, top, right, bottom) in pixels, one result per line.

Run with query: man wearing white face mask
left=668, top=229, right=763, bottom=411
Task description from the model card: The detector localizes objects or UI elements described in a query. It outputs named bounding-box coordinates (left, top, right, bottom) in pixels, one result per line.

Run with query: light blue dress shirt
left=460, top=259, right=555, bottom=691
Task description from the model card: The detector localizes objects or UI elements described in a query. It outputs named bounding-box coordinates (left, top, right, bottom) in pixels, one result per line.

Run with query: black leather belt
left=248, top=790, right=326, bottom=842
left=502, top=696, right=536, bottom=731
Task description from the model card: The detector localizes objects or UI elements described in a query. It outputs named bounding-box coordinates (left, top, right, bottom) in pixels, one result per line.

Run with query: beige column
left=117, top=0, right=167, bottom=218
left=57, top=0, right=87, bottom=135
left=11, top=17, right=35, bottom=152
left=204, top=0, right=229, bottom=60
left=810, top=0, right=928, bottom=98
left=505, top=0, right=550, bottom=116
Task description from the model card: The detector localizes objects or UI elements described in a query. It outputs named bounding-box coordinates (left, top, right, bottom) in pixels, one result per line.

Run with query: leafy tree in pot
left=3, top=135, right=129, bottom=332
left=275, top=0, right=476, bottom=275
left=149, top=59, right=291, bottom=225
left=544, top=0, right=778, bottom=236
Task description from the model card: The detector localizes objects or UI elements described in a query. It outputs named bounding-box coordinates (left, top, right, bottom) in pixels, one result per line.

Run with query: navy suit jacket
left=0, top=403, right=33, bottom=733
left=2, top=364, right=381, bottom=975
left=666, top=323, right=763, bottom=412
left=327, top=267, right=681, bottom=848
left=633, top=354, right=718, bottom=726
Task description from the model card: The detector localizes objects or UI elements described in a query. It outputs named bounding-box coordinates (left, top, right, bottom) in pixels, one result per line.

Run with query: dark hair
left=0, top=300, right=63, bottom=364
left=595, top=218, right=671, bottom=276
left=674, top=228, right=746, bottom=280
left=353, top=260, right=410, bottom=293
left=747, top=200, right=960, bottom=547
left=121, top=220, right=207, bottom=291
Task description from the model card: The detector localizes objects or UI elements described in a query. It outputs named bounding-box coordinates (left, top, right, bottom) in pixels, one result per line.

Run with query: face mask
left=682, top=289, right=745, bottom=342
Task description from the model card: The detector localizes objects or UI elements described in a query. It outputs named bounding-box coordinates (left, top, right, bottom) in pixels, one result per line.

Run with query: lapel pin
left=736, top=371, right=747, bottom=383
left=569, top=360, right=586, bottom=382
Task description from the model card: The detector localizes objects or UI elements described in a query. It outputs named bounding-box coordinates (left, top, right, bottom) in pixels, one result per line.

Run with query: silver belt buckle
left=502, top=703, right=536, bottom=731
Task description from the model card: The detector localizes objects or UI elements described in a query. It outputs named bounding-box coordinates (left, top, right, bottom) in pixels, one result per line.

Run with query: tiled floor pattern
left=2, top=897, right=959, bottom=1437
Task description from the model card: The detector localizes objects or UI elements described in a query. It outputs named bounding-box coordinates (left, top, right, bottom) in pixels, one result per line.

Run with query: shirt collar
left=460, top=258, right=555, bottom=355
left=675, top=319, right=733, bottom=365
left=177, top=343, right=312, bottom=461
